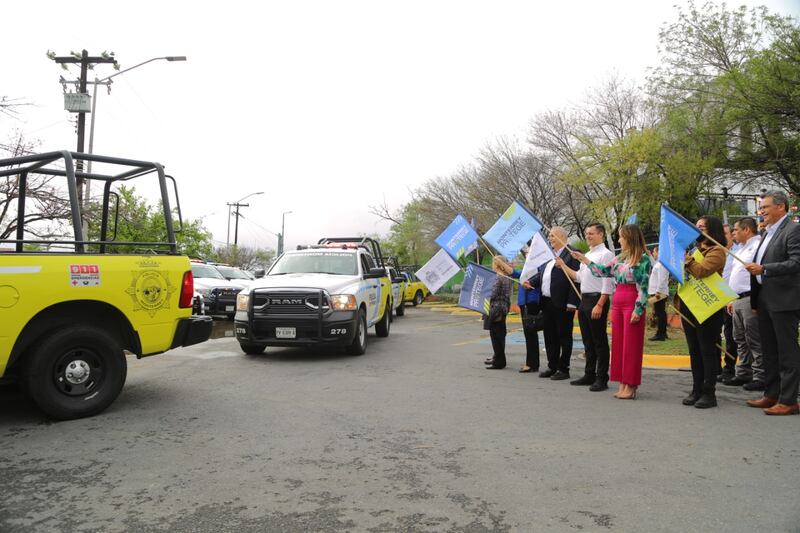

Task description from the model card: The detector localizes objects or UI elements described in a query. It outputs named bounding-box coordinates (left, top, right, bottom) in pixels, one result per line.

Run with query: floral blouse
left=588, top=254, right=652, bottom=316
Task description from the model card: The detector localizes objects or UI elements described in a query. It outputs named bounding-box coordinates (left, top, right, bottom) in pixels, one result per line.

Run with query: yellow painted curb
left=643, top=354, right=690, bottom=369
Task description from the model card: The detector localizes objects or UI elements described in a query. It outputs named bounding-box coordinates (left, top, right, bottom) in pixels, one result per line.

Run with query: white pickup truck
left=233, top=238, right=393, bottom=355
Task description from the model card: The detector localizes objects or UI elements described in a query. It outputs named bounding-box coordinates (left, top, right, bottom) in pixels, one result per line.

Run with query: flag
left=519, top=231, right=556, bottom=282
left=435, top=214, right=480, bottom=260
left=416, top=248, right=461, bottom=294
left=466, top=217, right=478, bottom=255
left=482, top=201, right=543, bottom=260
left=458, top=262, right=497, bottom=314
left=627, top=213, right=638, bottom=224
left=677, top=250, right=738, bottom=324
left=658, top=204, right=701, bottom=284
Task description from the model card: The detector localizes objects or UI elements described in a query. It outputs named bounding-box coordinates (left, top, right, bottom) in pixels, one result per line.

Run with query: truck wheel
left=413, top=290, right=424, bottom=306
left=396, top=301, right=405, bottom=316
left=239, top=343, right=267, bottom=355
left=375, top=300, right=391, bottom=337
left=347, top=309, right=367, bottom=355
left=24, top=326, right=127, bottom=420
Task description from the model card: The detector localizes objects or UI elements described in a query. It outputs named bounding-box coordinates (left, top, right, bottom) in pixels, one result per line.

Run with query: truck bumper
left=171, top=315, right=213, bottom=349
left=235, top=310, right=358, bottom=347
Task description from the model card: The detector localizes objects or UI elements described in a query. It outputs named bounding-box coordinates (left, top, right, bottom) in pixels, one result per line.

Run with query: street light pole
left=227, top=191, right=264, bottom=250
left=84, top=56, right=187, bottom=202
left=279, top=210, right=293, bottom=256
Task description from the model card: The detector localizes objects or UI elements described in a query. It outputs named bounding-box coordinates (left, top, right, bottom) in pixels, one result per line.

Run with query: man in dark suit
left=745, top=190, right=800, bottom=415
left=536, top=226, right=581, bottom=380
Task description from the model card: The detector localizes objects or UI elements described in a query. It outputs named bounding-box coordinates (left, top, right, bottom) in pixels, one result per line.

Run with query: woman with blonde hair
left=559, top=225, right=652, bottom=399
left=485, top=256, right=513, bottom=370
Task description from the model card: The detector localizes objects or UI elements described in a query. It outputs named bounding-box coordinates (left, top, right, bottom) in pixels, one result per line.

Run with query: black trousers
left=489, top=318, right=507, bottom=367
left=653, top=298, right=667, bottom=338
left=720, top=312, right=738, bottom=375
left=521, top=303, right=541, bottom=369
left=682, top=306, right=724, bottom=393
left=541, top=296, right=575, bottom=372
left=577, top=293, right=610, bottom=381
left=757, top=296, right=800, bottom=405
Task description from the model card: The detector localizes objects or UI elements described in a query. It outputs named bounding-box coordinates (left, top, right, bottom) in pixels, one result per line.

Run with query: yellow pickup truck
left=0, top=151, right=212, bottom=419
left=401, top=270, right=430, bottom=306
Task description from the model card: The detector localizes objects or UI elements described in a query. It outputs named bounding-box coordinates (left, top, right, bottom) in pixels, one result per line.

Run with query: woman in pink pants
left=563, top=225, right=652, bottom=399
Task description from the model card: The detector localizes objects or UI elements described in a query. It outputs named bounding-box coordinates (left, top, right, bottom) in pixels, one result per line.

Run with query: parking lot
left=1, top=304, right=798, bottom=532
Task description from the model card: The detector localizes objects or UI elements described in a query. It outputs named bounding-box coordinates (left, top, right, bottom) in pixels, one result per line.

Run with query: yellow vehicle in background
left=0, top=151, right=212, bottom=420
left=401, top=269, right=430, bottom=306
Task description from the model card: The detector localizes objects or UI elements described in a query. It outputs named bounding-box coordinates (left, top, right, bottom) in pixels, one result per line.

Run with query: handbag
left=522, top=309, right=545, bottom=331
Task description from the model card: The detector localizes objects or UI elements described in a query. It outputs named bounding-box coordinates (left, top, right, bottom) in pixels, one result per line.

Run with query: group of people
left=481, top=190, right=800, bottom=415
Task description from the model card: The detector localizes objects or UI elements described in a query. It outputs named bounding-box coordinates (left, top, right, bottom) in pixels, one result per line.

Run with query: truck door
left=361, top=254, right=380, bottom=325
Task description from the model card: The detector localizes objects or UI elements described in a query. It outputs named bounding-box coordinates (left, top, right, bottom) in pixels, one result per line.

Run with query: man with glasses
left=744, top=191, right=800, bottom=415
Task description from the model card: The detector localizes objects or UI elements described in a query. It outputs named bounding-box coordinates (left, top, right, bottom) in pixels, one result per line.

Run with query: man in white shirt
left=725, top=217, right=763, bottom=388
left=647, top=246, right=670, bottom=341
left=570, top=223, right=615, bottom=391
left=719, top=224, right=741, bottom=381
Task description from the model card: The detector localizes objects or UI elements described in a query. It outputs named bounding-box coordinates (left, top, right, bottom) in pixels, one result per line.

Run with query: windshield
left=269, top=251, right=358, bottom=276
left=216, top=265, right=250, bottom=280
left=191, top=264, right=226, bottom=280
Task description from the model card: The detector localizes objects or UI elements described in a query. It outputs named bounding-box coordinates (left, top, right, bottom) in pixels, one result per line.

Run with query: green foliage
left=381, top=200, right=437, bottom=266
left=87, top=185, right=214, bottom=256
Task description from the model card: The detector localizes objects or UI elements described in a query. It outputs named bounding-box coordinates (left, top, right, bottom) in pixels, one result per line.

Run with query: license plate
left=225, top=305, right=234, bottom=312
left=276, top=327, right=296, bottom=339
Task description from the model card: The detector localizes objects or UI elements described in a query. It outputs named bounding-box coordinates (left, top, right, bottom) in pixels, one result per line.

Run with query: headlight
left=236, top=293, right=249, bottom=312
left=330, top=294, right=357, bottom=310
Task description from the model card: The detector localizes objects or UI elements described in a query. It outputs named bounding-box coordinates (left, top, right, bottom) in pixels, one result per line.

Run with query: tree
left=371, top=198, right=436, bottom=266
left=87, top=185, right=215, bottom=256
left=649, top=1, right=800, bottom=193
left=0, top=132, right=72, bottom=243
left=213, top=246, right=275, bottom=270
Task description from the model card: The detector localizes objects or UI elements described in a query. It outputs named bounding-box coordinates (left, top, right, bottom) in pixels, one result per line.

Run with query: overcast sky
left=3, top=0, right=798, bottom=252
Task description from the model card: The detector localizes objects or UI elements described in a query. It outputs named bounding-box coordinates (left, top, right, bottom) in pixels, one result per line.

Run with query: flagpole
left=698, top=231, right=748, bottom=266
left=669, top=304, right=737, bottom=360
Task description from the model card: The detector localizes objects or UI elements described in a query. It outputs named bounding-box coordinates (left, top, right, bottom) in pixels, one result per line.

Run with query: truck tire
left=375, top=300, right=391, bottom=337
left=239, top=343, right=267, bottom=355
left=413, top=290, right=424, bottom=306
left=347, top=309, right=367, bottom=355
left=396, top=301, right=405, bottom=317
left=24, top=326, right=127, bottom=420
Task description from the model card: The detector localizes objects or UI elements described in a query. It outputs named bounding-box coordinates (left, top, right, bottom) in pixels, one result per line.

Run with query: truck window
left=270, top=252, right=357, bottom=276
left=363, top=254, right=376, bottom=271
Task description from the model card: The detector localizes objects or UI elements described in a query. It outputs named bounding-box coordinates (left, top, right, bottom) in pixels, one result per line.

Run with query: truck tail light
left=179, top=270, right=194, bottom=308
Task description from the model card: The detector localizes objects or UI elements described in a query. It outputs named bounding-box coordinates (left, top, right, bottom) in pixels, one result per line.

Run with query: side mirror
left=392, top=277, right=405, bottom=284
left=254, top=269, right=266, bottom=278
left=365, top=267, right=386, bottom=279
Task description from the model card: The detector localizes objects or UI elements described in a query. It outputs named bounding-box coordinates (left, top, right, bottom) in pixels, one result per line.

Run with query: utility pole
left=51, top=50, right=117, bottom=200
left=232, top=202, right=250, bottom=247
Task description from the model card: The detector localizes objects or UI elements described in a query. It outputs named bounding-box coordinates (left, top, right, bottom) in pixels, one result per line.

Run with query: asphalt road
left=1, top=305, right=798, bottom=532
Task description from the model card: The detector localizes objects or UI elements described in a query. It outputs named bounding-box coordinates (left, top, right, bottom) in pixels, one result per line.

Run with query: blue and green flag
left=658, top=204, right=701, bottom=284
left=435, top=215, right=480, bottom=260
left=483, top=201, right=543, bottom=260
left=458, top=262, right=497, bottom=314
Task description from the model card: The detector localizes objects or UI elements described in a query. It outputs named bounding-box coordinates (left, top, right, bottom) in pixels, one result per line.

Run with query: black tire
left=375, top=300, right=391, bottom=337
left=347, top=308, right=367, bottom=355
left=239, top=343, right=267, bottom=355
left=24, top=326, right=127, bottom=420
left=413, top=290, right=424, bottom=306
left=396, top=301, right=405, bottom=316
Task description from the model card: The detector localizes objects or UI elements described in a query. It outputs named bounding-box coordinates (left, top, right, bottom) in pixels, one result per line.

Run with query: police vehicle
left=234, top=237, right=393, bottom=355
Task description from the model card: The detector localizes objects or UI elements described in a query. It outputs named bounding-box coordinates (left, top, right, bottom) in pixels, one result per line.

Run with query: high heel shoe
left=617, top=390, right=637, bottom=400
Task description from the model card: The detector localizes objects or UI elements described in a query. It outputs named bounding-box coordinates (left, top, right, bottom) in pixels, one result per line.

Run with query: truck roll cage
left=0, top=151, right=183, bottom=254
left=316, top=237, right=385, bottom=267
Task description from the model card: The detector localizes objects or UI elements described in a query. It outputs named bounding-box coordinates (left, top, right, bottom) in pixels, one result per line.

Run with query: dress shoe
left=746, top=396, right=778, bottom=408
left=764, top=403, right=800, bottom=416
left=722, top=376, right=751, bottom=386
left=743, top=381, right=766, bottom=391
left=570, top=375, right=595, bottom=386
left=648, top=335, right=667, bottom=342
left=694, top=393, right=717, bottom=409
left=485, top=363, right=506, bottom=370
left=550, top=370, right=570, bottom=381
left=716, top=372, right=733, bottom=383
left=589, top=380, right=609, bottom=392
left=539, top=369, right=556, bottom=378
left=682, top=391, right=701, bottom=406
left=484, top=357, right=494, bottom=364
